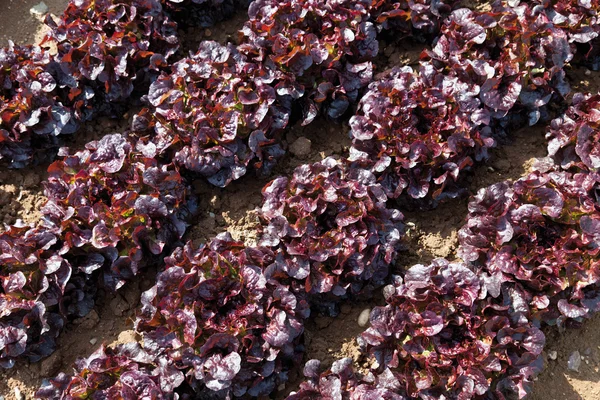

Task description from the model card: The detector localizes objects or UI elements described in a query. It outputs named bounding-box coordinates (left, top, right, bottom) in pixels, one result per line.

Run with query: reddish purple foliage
left=0, top=43, right=76, bottom=167
left=547, top=92, right=600, bottom=172
left=239, top=0, right=378, bottom=123
left=258, top=158, right=404, bottom=303
left=424, top=4, right=572, bottom=126
left=458, top=170, right=600, bottom=326
left=288, top=358, right=406, bottom=400
left=290, top=260, right=545, bottom=400
left=134, top=41, right=289, bottom=187
left=43, top=133, right=193, bottom=291
left=0, top=223, right=68, bottom=368
left=36, top=343, right=178, bottom=399
left=135, top=234, right=310, bottom=397
left=349, top=66, right=494, bottom=201
left=44, top=0, right=179, bottom=107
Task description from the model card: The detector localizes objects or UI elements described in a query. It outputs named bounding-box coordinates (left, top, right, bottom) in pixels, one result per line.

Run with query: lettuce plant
left=0, top=223, right=68, bottom=368
left=374, top=0, right=459, bottom=36
left=358, top=259, right=544, bottom=399
left=424, top=3, right=572, bottom=126
left=546, top=92, right=600, bottom=172
left=0, top=42, right=76, bottom=167
left=458, top=170, right=600, bottom=326
left=287, top=358, right=406, bottom=400
left=533, top=0, right=600, bottom=43
left=0, top=130, right=195, bottom=370
left=43, top=133, right=194, bottom=290
left=134, top=40, right=289, bottom=187
left=36, top=235, right=309, bottom=398
left=36, top=343, right=179, bottom=399
left=290, top=260, right=545, bottom=399
left=258, top=157, right=404, bottom=302
left=135, top=234, right=310, bottom=398
left=239, top=0, right=377, bottom=124
left=349, top=66, right=495, bottom=201
left=44, top=0, right=179, bottom=108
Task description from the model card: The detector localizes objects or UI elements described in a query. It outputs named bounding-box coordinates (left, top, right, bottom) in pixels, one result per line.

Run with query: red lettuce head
left=358, top=259, right=545, bottom=399
left=258, top=157, right=404, bottom=301
left=135, top=234, right=309, bottom=398
left=0, top=223, right=71, bottom=368
left=349, top=66, right=494, bottom=202
left=43, top=133, right=192, bottom=291
left=134, top=40, right=289, bottom=187
left=44, top=0, right=179, bottom=106
left=424, top=4, right=572, bottom=126
left=458, top=170, right=600, bottom=325
left=0, top=42, right=76, bottom=167
left=36, top=343, right=180, bottom=399
left=547, top=92, right=600, bottom=172
left=239, top=0, right=376, bottom=123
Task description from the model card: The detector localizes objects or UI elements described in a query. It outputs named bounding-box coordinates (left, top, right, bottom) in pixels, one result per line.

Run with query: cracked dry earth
left=1, top=1, right=600, bottom=399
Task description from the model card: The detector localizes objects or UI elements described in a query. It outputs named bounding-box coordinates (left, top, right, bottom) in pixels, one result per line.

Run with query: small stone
left=14, top=387, right=24, bottom=400
left=491, top=158, right=511, bottom=172
left=314, top=316, right=331, bottom=329
left=548, top=350, right=558, bottom=360
left=358, top=308, right=371, bottom=328
left=109, top=293, right=129, bottom=317
left=289, top=137, right=312, bottom=158
left=76, top=309, right=100, bottom=330
left=40, top=350, right=63, bottom=376
left=487, top=166, right=496, bottom=172
left=209, top=212, right=216, bottom=218
left=122, top=283, right=141, bottom=310
left=568, top=350, right=582, bottom=372
left=30, top=1, right=48, bottom=16
left=90, top=338, right=98, bottom=345
left=278, top=384, right=286, bottom=392
left=204, top=29, right=212, bottom=37
left=585, top=69, right=592, bottom=76
left=209, top=195, right=221, bottom=209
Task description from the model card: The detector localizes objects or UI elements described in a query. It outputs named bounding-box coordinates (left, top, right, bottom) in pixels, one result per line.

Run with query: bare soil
left=1, top=1, right=600, bottom=399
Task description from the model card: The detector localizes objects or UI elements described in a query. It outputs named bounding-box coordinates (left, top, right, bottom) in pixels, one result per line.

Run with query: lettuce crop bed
left=1, top=0, right=600, bottom=399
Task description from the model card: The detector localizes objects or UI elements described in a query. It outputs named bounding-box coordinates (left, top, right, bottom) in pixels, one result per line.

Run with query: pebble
left=585, top=69, right=592, bottom=76
left=40, top=351, right=63, bottom=376
left=90, top=338, right=98, bottom=345
left=548, top=350, right=558, bottom=360
left=29, top=1, right=48, bottom=16
left=278, top=384, right=286, bottom=392
left=568, top=350, right=581, bottom=372
left=358, top=308, right=371, bottom=328
left=14, top=387, right=24, bottom=400
left=76, top=310, right=100, bottom=330
left=209, top=212, right=216, bottom=218
left=109, top=293, right=130, bottom=316
left=289, top=137, right=312, bottom=158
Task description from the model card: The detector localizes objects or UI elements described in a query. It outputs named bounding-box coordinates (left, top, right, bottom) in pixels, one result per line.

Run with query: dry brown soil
left=1, top=1, right=600, bottom=399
